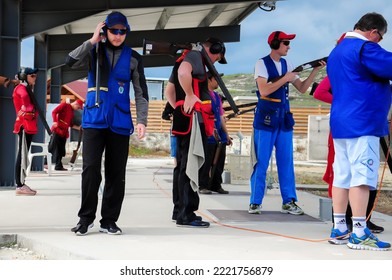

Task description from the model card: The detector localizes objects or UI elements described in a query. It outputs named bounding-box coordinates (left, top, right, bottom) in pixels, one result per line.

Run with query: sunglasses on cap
left=108, top=28, right=127, bottom=35
left=281, top=41, right=290, bottom=46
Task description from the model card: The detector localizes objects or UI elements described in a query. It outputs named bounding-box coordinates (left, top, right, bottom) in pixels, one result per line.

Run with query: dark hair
left=353, top=12, right=388, bottom=33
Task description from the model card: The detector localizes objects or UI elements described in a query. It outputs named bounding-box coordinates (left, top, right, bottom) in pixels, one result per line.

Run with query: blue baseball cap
left=22, top=67, right=38, bottom=75
left=105, top=11, right=130, bottom=30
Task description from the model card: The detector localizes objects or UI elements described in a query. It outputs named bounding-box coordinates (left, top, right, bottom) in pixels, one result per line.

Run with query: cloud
left=218, top=0, right=392, bottom=75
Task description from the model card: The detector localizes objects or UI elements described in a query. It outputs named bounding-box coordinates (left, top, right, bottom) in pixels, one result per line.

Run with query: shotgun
left=69, top=129, right=83, bottom=164
left=198, top=44, right=239, bottom=115
left=25, top=85, right=52, bottom=136
left=223, top=101, right=257, bottom=112
left=143, top=39, right=193, bottom=56
left=0, top=75, right=19, bottom=88
left=270, top=56, right=328, bottom=83
left=95, top=42, right=101, bottom=107
left=226, top=106, right=255, bottom=120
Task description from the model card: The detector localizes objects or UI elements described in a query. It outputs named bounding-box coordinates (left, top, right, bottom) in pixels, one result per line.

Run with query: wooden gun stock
left=69, top=150, right=78, bottom=165
left=143, top=39, right=193, bottom=56
left=69, top=129, right=83, bottom=164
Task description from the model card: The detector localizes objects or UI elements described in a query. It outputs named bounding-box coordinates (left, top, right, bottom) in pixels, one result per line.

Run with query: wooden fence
left=132, top=100, right=330, bottom=136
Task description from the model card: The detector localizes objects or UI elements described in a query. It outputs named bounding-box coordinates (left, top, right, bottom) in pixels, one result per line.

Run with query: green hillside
left=220, top=68, right=329, bottom=108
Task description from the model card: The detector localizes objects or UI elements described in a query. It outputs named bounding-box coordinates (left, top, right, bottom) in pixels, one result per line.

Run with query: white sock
left=352, top=217, right=367, bottom=237
left=333, top=213, right=347, bottom=232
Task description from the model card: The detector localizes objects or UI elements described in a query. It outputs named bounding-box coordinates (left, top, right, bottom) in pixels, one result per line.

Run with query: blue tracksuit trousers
left=250, top=127, right=297, bottom=205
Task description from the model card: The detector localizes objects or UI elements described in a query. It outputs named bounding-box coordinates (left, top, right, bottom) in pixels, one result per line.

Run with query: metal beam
left=30, top=38, right=50, bottom=171
left=0, top=0, right=21, bottom=187
left=21, top=0, right=261, bottom=12
left=229, top=2, right=259, bottom=25
left=155, top=7, right=175, bottom=30
left=50, top=68, right=62, bottom=103
left=22, top=11, right=102, bottom=38
left=21, top=0, right=261, bottom=37
left=198, top=5, right=228, bottom=27
left=47, top=25, right=241, bottom=69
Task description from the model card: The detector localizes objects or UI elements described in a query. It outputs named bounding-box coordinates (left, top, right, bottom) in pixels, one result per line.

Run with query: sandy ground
left=0, top=244, right=46, bottom=260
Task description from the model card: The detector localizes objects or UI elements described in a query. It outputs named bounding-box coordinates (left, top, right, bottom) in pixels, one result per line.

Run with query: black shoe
left=214, top=187, right=229, bottom=194
left=99, top=222, right=122, bottom=235
left=190, top=214, right=203, bottom=221
left=176, top=220, right=210, bottom=228
left=55, top=167, right=68, bottom=171
left=367, top=221, right=384, bottom=234
left=71, top=223, right=93, bottom=236
left=173, top=214, right=202, bottom=222
left=199, top=188, right=212, bottom=194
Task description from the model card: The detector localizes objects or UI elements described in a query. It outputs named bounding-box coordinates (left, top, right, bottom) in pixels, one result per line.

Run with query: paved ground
left=0, top=158, right=391, bottom=261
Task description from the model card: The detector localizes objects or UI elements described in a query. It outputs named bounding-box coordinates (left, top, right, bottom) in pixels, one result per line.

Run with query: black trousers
left=173, top=122, right=207, bottom=223
left=15, top=128, right=33, bottom=187
left=199, top=141, right=226, bottom=191
left=78, top=128, right=129, bottom=226
left=51, top=132, right=66, bottom=169
left=172, top=161, right=180, bottom=220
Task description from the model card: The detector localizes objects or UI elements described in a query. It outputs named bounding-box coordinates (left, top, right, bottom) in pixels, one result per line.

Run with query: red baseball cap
left=267, top=31, right=296, bottom=45
left=76, top=99, right=84, bottom=108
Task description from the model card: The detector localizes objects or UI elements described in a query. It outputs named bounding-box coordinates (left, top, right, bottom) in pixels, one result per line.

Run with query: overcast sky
left=22, top=0, right=392, bottom=79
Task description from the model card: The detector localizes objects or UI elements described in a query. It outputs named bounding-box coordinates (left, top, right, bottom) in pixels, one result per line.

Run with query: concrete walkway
left=0, top=158, right=391, bottom=260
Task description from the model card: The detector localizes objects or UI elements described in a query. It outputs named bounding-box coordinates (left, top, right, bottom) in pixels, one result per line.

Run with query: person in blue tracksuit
left=65, top=11, right=149, bottom=236
left=249, top=31, right=325, bottom=215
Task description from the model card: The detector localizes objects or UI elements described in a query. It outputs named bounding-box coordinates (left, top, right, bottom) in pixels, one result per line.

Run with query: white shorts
left=332, top=136, right=379, bottom=190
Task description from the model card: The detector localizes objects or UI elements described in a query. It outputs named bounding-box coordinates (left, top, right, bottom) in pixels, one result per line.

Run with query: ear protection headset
left=209, top=41, right=225, bottom=54
left=100, top=17, right=110, bottom=36
left=18, top=67, right=27, bottom=81
left=270, top=31, right=281, bottom=50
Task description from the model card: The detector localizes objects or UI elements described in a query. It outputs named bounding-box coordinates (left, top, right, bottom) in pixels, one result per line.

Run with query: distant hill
left=219, top=68, right=328, bottom=108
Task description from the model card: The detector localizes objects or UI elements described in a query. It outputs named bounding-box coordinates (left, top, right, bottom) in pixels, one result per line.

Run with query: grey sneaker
left=248, top=204, right=262, bottom=214
left=281, top=201, right=304, bottom=215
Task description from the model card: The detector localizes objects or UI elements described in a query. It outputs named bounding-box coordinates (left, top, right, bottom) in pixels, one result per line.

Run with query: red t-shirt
left=51, top=102, right=74, bottom=138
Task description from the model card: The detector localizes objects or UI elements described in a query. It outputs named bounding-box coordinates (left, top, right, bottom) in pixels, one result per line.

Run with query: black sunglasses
left=281, top=41, right=290, bottom=46
left=108, top=29, right=127, bottom=35
left=376, top=30, right=383, bottom=42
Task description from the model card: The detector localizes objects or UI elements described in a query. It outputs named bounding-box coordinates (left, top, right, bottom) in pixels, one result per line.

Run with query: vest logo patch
left=118, top=82, right=124, bottom=94
left=264, top=115, right=271, bottom=126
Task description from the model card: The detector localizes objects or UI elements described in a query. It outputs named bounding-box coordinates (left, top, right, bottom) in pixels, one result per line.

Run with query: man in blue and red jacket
left=327, top=12, right=391, bottom=251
